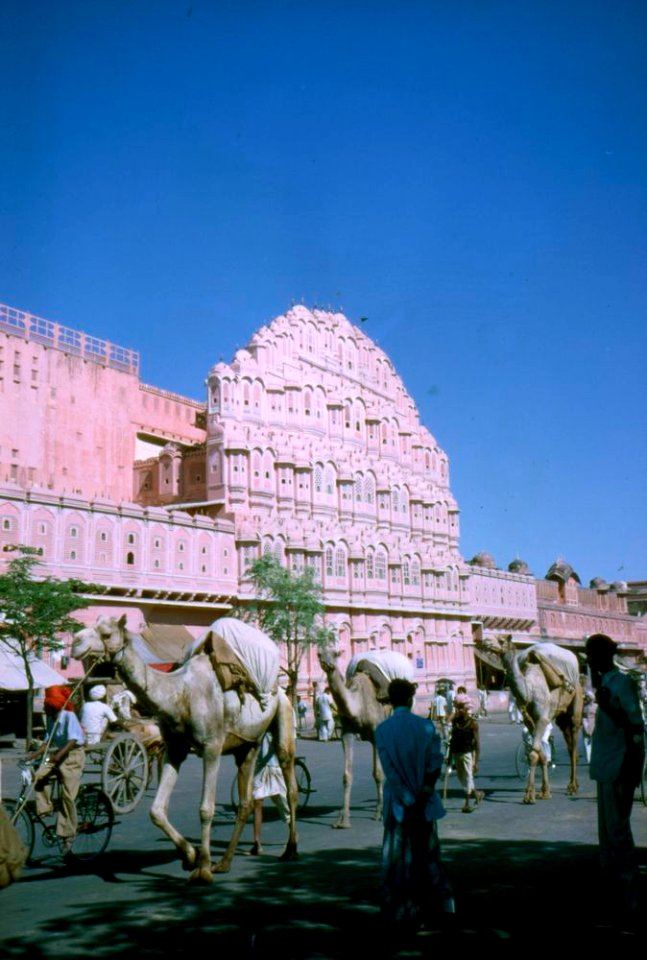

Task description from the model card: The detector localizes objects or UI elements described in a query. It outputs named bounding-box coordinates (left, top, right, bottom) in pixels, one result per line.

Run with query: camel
left=72, top=615, right=299, bottom=883
left=479, top=634, right=583, bottom=804
left=317, top=643, right=414, bottom=828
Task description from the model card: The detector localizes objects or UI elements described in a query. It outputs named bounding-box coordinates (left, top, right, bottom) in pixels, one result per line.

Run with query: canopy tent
left=0, top=645, right=68, bottom=691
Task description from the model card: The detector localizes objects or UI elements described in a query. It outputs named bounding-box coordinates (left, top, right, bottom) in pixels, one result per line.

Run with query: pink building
left=1, top=302, right=644, bottom=702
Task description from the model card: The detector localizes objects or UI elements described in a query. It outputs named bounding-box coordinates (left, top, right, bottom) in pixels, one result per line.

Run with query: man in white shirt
left=80, top=684, right=118, bottom=745
left=315, top=687, right=334, bottom=741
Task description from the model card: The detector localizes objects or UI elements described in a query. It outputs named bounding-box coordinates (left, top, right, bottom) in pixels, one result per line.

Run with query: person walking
left=315, top=686, right=334, bottom=741
left=375, top=678, right=455, bottom=938
left=430, top=689, right=448, bottom=744
left=295, top=696, right=308, bottom=734
left=448, top=692, right=484, bottom=813
left=247, top=734, right=289, bottom=856
left=585, top=633, right=645, bottom=930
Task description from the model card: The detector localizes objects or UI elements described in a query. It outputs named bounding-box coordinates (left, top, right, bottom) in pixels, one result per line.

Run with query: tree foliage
left=0, top=546, right=92, bottom=743
left=240, top=555, right=333, bottom=703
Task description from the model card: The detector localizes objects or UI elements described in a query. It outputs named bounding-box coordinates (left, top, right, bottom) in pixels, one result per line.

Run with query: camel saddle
left=203, top=630, right=257, bottom=705
left=348, top=651, right=414, bottom=704
left=519, top=643, right=578, bottom=698
left=353, top=659, right=392, bottom=703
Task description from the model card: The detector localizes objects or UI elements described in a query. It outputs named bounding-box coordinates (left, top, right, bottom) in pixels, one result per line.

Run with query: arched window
left=392, top=488, right=400, bottom=513
left=364, top=474, right=375, bottom=505
left=366, top=549, right=374, bottom=580
left=325, top=466, right=335, bottom=496
left=314, top=465, right=323, bottom=495
left=325, top=547, right=334, bottom=578
left=335, top=547, right=346, bottom=578
left=375, top=549, right=387, bottom=581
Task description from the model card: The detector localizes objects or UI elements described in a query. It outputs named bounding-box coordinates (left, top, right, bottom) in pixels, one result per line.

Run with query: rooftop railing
left=0, top=303, right=140, bottom=375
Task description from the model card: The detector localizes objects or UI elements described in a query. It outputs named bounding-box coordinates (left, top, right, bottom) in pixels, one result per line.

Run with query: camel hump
left=519, top=642, right=579, bottom=692
left=347, top=650, right=414, bottom=703
left=193, top=618, right=280, bottom=708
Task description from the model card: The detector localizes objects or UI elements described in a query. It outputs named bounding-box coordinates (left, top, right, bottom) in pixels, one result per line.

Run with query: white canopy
left=0, top=645, right=68, bottom=691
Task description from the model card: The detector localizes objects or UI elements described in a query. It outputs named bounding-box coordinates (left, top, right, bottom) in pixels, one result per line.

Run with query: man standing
left=375, top=678, right=454, bottom=937
left=315, top=686, right=334, bottom=741
left=586, top=633, right=644, bottom=929
left=431, top=689, right=448, bottom=744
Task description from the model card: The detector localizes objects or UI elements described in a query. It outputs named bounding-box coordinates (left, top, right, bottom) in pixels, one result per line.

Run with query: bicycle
left=514, top=733, right=557, bottom=781
left=229, top=756, right=313, bottom=811
left=3, top=759, right=114, bottom=864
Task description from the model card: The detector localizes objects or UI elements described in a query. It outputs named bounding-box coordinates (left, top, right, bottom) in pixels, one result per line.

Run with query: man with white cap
left=80, top=684, right=118, bottom=745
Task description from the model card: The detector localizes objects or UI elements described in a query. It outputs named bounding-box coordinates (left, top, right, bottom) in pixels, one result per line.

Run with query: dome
left=470, top=552, right=496, bottom=570
left=545, top=560, right=581, bottom=585
left=590, top=577, right=609, bottom=590
left=508, top=558, right=531, bottom=576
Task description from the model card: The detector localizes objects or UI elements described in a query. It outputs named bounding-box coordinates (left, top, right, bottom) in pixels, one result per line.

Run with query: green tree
left=240, top=555, right=333, bottom=705
left=0, top=545, right=92, bottom=744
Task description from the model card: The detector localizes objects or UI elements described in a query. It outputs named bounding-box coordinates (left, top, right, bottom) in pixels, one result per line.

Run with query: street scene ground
left=1, top=715, right=645, bottom=956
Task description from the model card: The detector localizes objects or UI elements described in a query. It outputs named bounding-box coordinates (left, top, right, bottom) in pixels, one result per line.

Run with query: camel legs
left=556, top=713, right=580, bottom=796
left=212, top=744, right=258, bottom=874
left=150, top=743, right=197, bottom=870
left=523, top=717, right=552, bottom=804
left=371, top=743, right=384, bottom=821
left=189, top=745, right=223, bottom=883
left=273, top=696, right=299, bottom=860
left=334, top=731, right=354, bottom=828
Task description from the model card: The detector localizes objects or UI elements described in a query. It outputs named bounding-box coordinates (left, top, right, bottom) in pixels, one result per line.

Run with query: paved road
left=0, top=716, right=645, bottom=956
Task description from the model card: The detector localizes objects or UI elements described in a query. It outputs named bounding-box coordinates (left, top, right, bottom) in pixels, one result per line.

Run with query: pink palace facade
left=1, top=302, right=644, bottom=706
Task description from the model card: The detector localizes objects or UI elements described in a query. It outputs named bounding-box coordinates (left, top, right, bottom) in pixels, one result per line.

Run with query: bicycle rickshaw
left=4, top=757, right=114, bottom=864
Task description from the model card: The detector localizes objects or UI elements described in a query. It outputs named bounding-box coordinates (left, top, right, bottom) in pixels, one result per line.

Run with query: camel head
left=317, top=637, right=341, bottom=673
left=73, top=614, right=129, bottom=662
left=478, top=633, right=515, bottom=659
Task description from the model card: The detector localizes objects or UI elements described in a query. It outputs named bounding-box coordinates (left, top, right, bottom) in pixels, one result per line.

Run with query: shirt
left=80, top=701, right=118, bottom=745
left=589, top=668, right=643, bottom=783
left=46, top=710, right=85, bottom=750
left=375, top=707, right=446, bottom=822
left=315, top=692, right=333, bottom=721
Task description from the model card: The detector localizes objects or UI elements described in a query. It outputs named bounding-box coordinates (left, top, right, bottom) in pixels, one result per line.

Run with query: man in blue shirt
left=30, top=685, right=86, bottom=854
left=375, top=678, right=454, bottom=936
left=586, top=633, right=644, bottom=929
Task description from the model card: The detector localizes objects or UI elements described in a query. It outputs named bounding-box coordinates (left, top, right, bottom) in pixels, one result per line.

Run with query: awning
left=0, top=646, right=68, bottom=691
left=473, top=647, right=504, bottom=671
left=138, top=623, right=195, bottom=666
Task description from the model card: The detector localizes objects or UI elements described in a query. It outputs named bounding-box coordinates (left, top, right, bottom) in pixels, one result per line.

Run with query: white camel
left=318, top=643, right=414, bottom=828
left=72, top=615, right=298, bottom=883
left=479, top=634, right=583, bottom=804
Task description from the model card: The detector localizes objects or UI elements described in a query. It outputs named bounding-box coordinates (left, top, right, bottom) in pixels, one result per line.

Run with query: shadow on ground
left=3, top=834, right=645, bottom=957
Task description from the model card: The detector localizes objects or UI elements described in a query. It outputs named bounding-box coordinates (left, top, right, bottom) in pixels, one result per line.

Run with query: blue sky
left=2, top=1, right=646, bottom=583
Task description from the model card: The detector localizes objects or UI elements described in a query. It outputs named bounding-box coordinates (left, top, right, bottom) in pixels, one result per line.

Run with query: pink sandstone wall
left=0, top=304, right=205, bottom=506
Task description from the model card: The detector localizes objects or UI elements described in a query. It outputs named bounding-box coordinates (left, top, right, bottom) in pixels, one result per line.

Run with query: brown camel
left=72, top=615, right=298, bottom=883
left=479, top=634, right=583, bottom=803
left=317, top=644, right=413, bottom=828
